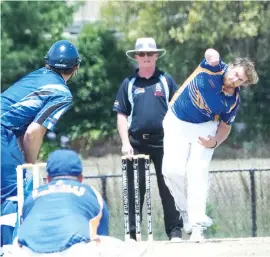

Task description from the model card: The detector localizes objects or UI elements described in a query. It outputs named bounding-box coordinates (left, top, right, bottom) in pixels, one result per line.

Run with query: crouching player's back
left=17, top=150, right=108, bottom=255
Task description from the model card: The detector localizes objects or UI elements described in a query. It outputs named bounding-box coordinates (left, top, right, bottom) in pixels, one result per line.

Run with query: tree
left=1, top=1, right=132, bottom=158
left=55, top=22, right=132, bottom=156
left=1, top=0, right=81, bottom=159
left=100, top=1, right=270, bottom=146
left=1, top=1, right=80, bottom=91
left=2, top=1, right=269, bottom=158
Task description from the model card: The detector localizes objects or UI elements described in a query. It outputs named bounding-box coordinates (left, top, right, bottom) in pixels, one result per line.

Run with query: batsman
left=1, top=40, right=81, bottom=245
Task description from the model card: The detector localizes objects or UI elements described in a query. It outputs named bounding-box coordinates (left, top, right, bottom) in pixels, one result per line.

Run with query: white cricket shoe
left=170, top=237, right=183, bottom=243
left=189, top=224, right=205, bottom=243
left=200, top=215, right=213, bottom=228
left=180, top=211, right=192, bottom=234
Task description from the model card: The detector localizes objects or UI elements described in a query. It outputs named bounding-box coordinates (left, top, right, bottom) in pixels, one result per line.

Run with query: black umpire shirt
left=113, top=69, right=178, bottom=136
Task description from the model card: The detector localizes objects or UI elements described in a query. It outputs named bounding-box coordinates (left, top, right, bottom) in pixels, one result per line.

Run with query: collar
left=221, top=86, right=240, bottom=97
left=45, top=67, right=67, bottom=85
left=51, top=176, right=79, bottom=181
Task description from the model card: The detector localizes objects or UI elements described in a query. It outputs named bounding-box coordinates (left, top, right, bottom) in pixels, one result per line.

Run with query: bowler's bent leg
left=186, top=121, right=218, bottom=228
left=162, top=110, right=190, bottom=214
left=186, top=143, right=214, bottom=226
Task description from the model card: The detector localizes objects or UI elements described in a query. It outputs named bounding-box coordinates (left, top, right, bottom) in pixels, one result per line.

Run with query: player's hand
left=121, top=143, right=134, bottom=160
left=198, top=135, right=218, bottom=148
left=205, top=48, right=220, bottom=67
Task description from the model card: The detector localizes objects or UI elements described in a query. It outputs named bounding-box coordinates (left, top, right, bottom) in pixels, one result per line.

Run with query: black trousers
left=127, top=134, right=183, bottom=239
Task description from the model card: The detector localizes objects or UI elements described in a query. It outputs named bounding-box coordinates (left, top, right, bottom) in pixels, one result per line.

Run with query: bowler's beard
left=223, top=76, right=236, bottom=88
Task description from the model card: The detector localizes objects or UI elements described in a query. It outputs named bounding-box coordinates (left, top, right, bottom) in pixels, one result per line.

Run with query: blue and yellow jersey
left=170, top=59, right=240, bottom=125
left=18, top=179, right=109, bottom=253
left=1, top=67, right=72, bottom=136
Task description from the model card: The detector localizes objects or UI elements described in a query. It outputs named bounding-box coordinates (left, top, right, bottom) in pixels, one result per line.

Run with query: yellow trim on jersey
left=214, top=114, right=220, bottom=121
left=170, top=66, right=224, bottom=106
left=227, top=90, right=239, bottom=113
left=88, top=186, right=104, bottom=239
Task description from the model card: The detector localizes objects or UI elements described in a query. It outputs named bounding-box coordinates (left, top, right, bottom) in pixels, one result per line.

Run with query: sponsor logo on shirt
left=134, top=88, right=145, bottom=94
left=154, top=83, right=164, bottom=96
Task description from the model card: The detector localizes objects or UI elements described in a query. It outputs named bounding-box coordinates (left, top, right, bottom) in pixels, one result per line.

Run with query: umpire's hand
left=121, top=142, right=134, bottom=160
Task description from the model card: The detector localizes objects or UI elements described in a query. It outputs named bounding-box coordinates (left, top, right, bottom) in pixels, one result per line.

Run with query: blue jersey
left=1, top=67, right=72, bottom=136
left=18, top=179, right=109, bottom=253
left=170, top=59, right=240, bottom=125
left=1, top=67, right=73, bottom=203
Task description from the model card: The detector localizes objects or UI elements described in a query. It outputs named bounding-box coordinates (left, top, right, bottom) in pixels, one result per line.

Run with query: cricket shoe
left=180, top=211, right=192, bottom=234
left=200, top=215, right=213, bottom=228
left=170, top=237, right=183, bottom=243
left=169, top=229, right=182, bottom=243
left=189, top=224, right=206, bottom=243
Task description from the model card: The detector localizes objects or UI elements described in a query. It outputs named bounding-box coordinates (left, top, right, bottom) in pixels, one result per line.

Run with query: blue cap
left=46, top=150, right=82, bottom=177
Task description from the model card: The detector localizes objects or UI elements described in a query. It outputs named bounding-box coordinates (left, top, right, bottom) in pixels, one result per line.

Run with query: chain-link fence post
left=249, top=169, right=257, bottom=237
left=100, top=176, right=108, bottom=205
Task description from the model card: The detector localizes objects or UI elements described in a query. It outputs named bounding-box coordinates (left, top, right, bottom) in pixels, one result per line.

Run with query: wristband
left=210, top=140, right=218, bottom=148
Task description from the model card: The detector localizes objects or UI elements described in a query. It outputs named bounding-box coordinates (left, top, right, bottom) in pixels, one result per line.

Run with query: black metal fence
left=208, top=168, right=270, bottom=237
left=84, top=168, right=270, bottom=240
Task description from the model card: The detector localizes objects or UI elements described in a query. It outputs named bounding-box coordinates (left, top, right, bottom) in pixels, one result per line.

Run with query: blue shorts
left=1, top=127, right=35, bottom=245
left=1, top=200, right=18, bottom=246
left=1, top=126, right=24, bottom=203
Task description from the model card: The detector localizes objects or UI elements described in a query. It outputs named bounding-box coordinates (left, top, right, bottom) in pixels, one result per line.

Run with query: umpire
left=113, top=37, right=182, bottom=241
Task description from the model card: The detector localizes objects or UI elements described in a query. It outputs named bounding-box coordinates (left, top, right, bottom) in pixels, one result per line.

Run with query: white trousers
left=162, top=109, right=218, bottom=226
left=10, top=236, right=146, bottom=257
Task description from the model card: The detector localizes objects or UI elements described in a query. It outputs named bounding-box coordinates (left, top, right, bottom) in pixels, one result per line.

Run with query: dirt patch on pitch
left=141, top=237, right=270, bottom=257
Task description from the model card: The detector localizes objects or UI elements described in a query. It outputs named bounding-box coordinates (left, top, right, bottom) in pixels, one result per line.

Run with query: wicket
left=121, top=154, right=153, bottom=242
left=16, top=163, right=46, bottom=226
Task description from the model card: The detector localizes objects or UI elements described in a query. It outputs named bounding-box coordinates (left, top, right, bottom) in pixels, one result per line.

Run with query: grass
left=80, top=156, right=270, bottom=240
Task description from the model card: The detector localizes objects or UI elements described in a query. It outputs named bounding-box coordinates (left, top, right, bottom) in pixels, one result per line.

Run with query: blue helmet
left=44, top=40, right=81, bottom=69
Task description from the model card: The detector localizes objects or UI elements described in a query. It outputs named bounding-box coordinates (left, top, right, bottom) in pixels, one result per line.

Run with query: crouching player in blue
left=1, top=40, right=81, bottom=246
left=15, top=150, right=109, bottom=255
left=13, top=150, right=145, bottom=257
